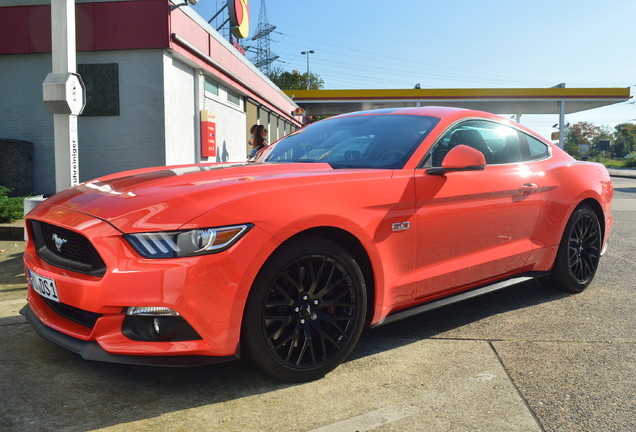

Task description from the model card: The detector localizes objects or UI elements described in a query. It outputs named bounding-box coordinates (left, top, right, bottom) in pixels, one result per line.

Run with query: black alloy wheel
left=242, top=237, right=367, bottom=382
left=567, top=211, right=602, bottom=284
left=544, top=205, right=602, bottom=293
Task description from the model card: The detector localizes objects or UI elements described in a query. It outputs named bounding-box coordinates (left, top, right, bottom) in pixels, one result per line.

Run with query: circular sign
left=228, top=0, right=250, bottom=39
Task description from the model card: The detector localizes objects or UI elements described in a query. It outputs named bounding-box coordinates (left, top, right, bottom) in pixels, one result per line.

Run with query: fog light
left=125, top=306, right=180, bottom=316
left=122, top=315, right=202, bottom=342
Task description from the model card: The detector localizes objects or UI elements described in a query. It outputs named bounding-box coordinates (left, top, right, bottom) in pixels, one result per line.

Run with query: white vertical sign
left=43, top=0, right=85, bottom=192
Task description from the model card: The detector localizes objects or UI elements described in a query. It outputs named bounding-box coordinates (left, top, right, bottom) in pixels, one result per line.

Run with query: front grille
left=41, top=296, right=102, bottom=328
left=29, top=220, right=107, bottom=276
left=41, top=222, right=92, bottom=266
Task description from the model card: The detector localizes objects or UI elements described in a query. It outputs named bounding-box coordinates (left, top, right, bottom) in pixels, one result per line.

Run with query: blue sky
left=193, top=0, right=636, bottom=137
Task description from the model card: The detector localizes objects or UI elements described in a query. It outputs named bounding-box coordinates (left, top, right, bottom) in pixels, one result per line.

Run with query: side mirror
left=426, top=145, right=486, bottom=176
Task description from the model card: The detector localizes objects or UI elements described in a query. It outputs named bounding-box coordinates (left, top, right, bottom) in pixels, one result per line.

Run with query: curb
left=607, top=168, right=636, bottom=179
left=0, top=223, right=24, bottom=241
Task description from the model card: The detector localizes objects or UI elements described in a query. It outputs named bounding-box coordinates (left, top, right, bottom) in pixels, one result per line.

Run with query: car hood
left=37, top=162, right=341, bottom=233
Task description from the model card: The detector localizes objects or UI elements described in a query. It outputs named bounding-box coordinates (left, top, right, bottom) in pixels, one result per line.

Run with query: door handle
left=519, top=183, right=539, bottom=194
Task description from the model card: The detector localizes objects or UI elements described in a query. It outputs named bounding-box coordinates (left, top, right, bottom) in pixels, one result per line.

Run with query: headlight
left=124, top=224, right=252, bottom=258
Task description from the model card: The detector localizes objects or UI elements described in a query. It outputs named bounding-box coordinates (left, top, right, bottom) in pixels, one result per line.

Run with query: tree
left=560, top=120, right=636, bottom=160
left=612, top=123, right=636, bottom=157
left=591, top=125, right=614, bottom=157
left=563, top=121, right=601, bottom=157
left=564, top=141, right=581, bottom=158
left=267, top=66, right=324, bottom=90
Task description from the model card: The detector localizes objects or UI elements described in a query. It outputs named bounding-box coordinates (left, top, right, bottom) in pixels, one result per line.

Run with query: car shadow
left=352, top=279, right=567, bottom=359
left=1, top=279, right=566, bottom=431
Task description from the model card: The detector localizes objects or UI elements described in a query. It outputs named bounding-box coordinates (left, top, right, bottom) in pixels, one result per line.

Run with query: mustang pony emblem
left=52, top=233, right=68, bottom=252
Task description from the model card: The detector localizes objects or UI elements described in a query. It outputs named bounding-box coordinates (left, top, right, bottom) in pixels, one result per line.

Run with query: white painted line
left=307, top=405, right=414, bottom=432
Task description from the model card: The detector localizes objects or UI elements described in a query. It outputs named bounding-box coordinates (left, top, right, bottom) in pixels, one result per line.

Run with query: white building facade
left=0, top=0, right=301, bottom=196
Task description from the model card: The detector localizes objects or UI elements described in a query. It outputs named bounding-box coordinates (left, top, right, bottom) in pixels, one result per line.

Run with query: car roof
left=325, top=106, right=553, bottom=147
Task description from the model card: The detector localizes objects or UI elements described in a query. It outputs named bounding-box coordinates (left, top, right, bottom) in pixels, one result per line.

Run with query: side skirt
left=371, top=272, right=548, bottom=328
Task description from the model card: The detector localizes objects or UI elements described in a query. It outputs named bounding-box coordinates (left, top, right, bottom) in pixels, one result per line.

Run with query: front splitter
left=20, top=304, right=239, bottom=367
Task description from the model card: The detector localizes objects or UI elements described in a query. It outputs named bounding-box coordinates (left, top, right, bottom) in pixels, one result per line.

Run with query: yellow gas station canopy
left=284, top=87, right=632, bottom=117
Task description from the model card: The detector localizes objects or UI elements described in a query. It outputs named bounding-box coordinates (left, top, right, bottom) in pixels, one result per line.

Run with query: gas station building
left=0, top=0, right=302, bottom=196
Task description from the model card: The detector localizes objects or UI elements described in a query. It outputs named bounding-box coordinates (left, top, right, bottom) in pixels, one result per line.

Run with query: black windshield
left=259, top=114, right=439, bottom=169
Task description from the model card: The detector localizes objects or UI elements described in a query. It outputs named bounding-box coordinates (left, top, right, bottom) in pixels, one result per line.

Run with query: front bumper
left=21, top=304, right=237, bottom=367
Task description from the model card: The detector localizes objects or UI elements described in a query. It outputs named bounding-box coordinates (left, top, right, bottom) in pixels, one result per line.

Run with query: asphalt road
left=1, top=177, right=634, bottom=432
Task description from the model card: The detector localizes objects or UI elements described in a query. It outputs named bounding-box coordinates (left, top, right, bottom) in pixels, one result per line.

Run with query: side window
left=524, top=134, right=550, bottom=161
left=427, top=120, right=523, bottom=167
left=486, top=124, right=522, bottom=164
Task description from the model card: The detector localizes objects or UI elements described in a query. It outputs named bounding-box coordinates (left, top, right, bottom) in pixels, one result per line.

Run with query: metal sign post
left=42, top=0, right=85, bottom=193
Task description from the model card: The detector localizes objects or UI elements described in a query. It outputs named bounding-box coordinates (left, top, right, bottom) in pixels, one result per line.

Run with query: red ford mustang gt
left=22, top=107, right=613, bottom=381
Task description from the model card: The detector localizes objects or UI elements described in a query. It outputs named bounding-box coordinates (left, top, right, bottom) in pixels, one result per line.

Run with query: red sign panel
left=201, top=110, right=216, bottom=158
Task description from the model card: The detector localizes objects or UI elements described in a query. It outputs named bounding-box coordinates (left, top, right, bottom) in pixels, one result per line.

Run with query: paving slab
left=492, top=341, right=636, bottom=432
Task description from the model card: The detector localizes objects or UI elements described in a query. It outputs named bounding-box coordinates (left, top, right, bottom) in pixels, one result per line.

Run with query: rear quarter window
left=525, top=134, right=550, bottom=160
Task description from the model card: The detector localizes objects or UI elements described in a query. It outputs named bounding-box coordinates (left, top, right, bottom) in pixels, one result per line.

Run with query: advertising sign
left=228, top=0, right=250, bottom=39
left=200, top=110, right=216, bottom=158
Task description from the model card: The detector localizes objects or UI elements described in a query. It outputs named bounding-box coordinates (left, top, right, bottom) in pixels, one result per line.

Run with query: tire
left=543, top=205, right=602, bottom=293
left=241, top=237, right=367, bottom=382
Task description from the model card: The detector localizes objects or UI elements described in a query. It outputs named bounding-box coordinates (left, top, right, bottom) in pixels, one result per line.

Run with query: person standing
left=247, top=124, right=257, bottom=157
left=248, top=124, right=268, bottom=158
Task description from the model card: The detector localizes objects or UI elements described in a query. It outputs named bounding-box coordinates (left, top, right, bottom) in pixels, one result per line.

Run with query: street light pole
left=300, top=50, right=315, bottom=90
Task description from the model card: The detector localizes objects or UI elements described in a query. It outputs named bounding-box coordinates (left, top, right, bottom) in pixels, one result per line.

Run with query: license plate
left=28, top=269, right=60, bottom=303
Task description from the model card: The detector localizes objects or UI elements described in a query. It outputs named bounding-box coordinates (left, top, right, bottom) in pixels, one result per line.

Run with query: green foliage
left=563, top=121, right=636, bottom=163
left=0, top=186, right=25, bottom=223
left=564, top=141, right=581, bottom=158
left=625, top=152, right=636, bottom=168
left=589, top=156, right=625, bottom=168
left=267, top=66, right=324, bottom=90
left=591, top=125, right=614, bottom=157
left=563, top=121, right=601, bottom=156
left=564, top=121, right=600, bottom=145
left=612, top=123, right=636, bottom=157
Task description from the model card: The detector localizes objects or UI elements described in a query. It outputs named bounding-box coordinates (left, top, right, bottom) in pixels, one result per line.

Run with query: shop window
left=227, top=90, right=241, bottom=106
left=205, top=79, right=219, bottom=96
